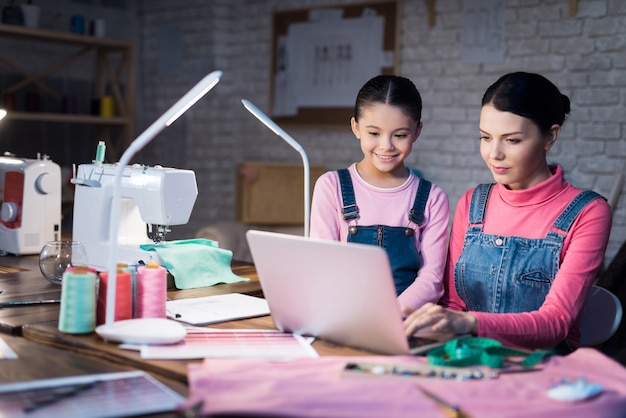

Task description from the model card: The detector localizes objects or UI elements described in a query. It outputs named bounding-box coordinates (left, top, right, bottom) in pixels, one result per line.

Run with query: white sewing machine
left=71, top=162, right=198, bottom=270
left=0, top=154, right=61, bottom=255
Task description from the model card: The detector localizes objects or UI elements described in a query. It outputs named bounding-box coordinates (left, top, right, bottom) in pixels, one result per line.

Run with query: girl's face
left=479, top=104, right=559, bottom=190
left=352, top=102, right=421, bottom=183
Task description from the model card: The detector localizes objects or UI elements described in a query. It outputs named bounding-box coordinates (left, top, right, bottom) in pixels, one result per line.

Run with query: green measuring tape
left=426, top=337, right=552, bottom=369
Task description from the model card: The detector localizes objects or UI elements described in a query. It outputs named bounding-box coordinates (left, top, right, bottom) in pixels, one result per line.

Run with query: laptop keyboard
left=407, top=335, right=439, bottom=349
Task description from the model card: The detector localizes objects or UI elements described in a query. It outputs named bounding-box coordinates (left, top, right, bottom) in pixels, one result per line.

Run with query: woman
left=403, top=72, right=612, bottom=353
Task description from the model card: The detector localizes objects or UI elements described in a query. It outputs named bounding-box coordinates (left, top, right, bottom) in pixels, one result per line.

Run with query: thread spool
left=95, top=140, right=106, bottom=164
left=58, top=266, right=97, bottom=334
left=96, top=267, right=132, bottom=325
left=135, top=260, right=167, bottom=319
left=99, top=95, right=114, bottom=117
left=91, top=18, right=105, bottom=37
left=121, top=264, right=137, bottom=317
left=70, top=15, right=85, bottom=34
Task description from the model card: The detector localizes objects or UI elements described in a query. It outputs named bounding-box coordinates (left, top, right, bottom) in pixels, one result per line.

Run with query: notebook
left=245, top=230, right=461, bottom=355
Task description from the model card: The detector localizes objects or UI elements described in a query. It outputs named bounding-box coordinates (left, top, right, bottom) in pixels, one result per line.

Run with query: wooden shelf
left=0, top=23, right=131, bottom=50
left=0, top=23, right=136, bottom=160
left=5, top=111, right=129, bottom=125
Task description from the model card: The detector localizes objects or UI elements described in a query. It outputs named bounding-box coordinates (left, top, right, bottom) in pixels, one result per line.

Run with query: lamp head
left=241, top=99, right=304, bottom=153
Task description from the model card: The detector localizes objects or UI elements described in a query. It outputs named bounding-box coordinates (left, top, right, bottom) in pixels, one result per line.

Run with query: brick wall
left=3, top=0, right=622, bottom=263
left=136, top=0, right=625, bottom=263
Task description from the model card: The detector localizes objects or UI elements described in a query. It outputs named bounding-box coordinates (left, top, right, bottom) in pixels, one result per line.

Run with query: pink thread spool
left=96, top=267, right=133, bottom=325
left=135, top=261, right=167, bottom=319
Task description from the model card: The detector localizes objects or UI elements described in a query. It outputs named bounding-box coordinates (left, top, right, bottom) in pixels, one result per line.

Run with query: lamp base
left=96, top=318, right=186, bottom=345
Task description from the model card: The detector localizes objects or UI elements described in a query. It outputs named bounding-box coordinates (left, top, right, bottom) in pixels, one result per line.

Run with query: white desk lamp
left=95, top=71, right=222, bottom=345
left=241, top=99, right=310, bottom=237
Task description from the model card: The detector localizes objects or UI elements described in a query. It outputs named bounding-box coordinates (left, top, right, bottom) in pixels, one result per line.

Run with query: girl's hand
left=402, top=303, right=478, bottom=336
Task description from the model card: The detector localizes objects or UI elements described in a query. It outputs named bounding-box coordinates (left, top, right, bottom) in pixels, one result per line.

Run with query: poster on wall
left=461, top=0, right=506, bottom=63
left=273, top=12, right=386, bottom=117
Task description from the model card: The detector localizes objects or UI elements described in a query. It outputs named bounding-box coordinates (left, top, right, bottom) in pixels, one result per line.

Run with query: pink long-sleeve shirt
left=310, top=164, right=450, bottom=308
left=441, top=165, right=612, bottom=350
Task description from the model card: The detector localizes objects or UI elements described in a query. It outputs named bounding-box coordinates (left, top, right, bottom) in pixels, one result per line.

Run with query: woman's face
left=479, top=104, right=558, bottom=190
left=352, top=102, right=421, bottom=181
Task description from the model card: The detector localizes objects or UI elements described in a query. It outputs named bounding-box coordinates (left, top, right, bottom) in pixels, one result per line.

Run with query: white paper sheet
left=0, top=337, right=18, bottom=360
left=140, top=327, right=318, bottom=360
left=166, top=293, right=270, bottom=325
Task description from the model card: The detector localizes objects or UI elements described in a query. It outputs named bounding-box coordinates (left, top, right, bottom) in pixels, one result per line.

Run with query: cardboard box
left=237, top=162, right=326, bottom=225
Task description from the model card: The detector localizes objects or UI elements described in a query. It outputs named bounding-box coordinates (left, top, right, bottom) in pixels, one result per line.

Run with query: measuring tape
left=426, top=337, right=552, bottom=369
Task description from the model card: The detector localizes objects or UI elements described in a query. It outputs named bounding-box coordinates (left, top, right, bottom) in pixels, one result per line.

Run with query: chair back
left=580, top=285, right=623, bottom=347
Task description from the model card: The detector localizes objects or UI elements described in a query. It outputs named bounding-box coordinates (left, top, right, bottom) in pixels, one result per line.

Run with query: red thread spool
left=96, top=268, right=133, bottom=325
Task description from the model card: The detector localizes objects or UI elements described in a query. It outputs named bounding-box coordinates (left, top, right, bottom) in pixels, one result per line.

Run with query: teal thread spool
left=95, top=140, right=106, bottom=163
left=58, top=267, right=97, bottom=334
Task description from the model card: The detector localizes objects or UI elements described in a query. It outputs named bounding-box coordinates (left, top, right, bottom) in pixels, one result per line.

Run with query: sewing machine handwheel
left=35, top=173, right=54, bottom=194
left=1, top=202, right=17, bottom=222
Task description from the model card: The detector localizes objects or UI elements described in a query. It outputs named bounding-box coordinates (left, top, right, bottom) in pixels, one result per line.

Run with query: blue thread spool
left=70, top=15, right=85, bottom=34
left=58, top=267, right=97, bottom=334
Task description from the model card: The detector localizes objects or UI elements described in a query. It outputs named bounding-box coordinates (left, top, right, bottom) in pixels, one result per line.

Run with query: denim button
left=495, top=238, right=504, bottom=246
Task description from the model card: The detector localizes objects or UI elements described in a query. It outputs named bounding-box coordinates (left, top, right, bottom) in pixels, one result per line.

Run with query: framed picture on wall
left=271, top=1, right=400, bottom=126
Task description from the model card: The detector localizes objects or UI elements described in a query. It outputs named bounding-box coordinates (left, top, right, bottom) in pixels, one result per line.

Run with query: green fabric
left=426, top=336, right=553, bottom=369
left=140, top=238, right=248, bottom=290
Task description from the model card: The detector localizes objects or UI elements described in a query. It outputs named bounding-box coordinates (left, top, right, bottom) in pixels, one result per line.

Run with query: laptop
left=245, top=230, right=462, bottom=355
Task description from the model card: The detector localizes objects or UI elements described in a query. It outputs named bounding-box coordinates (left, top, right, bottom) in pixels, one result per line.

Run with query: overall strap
left=468, top=183, right=495, bottom=225
left=550, top=190, right=605, bottom=234
left=408, top=178, right=432, bottom=226
left=337, top=168, right=359, bottom=221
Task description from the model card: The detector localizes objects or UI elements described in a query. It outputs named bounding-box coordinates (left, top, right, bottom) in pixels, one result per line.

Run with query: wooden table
left=4, top=254, right=626, bottom=418
left=1, top=254, right=369, bottom=387
left=0, top=255, right=262, bottom=335
left=0, top=332, right=187, bottom=396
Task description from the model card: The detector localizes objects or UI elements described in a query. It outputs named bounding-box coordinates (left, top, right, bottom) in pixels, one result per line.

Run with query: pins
left=344, top=361, right=499, bottom=381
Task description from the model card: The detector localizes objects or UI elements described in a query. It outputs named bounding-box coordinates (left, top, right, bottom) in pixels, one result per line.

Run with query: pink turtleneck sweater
left=310, top=164, right=450, bottom=308
left=441, top=165, right=612, bottom=350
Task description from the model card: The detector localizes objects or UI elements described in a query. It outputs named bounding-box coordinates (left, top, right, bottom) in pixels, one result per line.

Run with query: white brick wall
left=1, top=0, right=621, bottom=263
left=134, top=0, right=625, bottom=264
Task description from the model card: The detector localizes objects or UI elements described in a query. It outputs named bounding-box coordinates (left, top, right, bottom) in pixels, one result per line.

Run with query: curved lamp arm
left=104, top=71, right=222, bottom=326
left=241, top=99, right=310, bottom=237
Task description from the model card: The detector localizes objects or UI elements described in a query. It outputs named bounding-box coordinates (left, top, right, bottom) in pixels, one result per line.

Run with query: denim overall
left=337, top=168, right=432, bottom=295
left=455, top=183, right=602, bottom=315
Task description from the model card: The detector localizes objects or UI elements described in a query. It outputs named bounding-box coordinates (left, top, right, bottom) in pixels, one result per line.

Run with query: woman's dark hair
left=481, top=72, right=571, bottom=134
left=354, top=75, right=422, bottom=123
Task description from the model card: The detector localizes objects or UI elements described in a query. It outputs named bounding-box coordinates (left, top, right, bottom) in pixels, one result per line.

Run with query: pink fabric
left=181, top=348, right=626, bottom=417
left=310, top=164, right=450, bottom=309
left=441, top=165, right=613, bottom=350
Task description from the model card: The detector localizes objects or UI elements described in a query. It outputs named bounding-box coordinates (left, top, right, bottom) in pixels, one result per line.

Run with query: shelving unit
left=0, top=23, right=135, bottom=160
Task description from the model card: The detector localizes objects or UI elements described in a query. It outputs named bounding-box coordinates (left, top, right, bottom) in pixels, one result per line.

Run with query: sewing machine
left=0, top=154, right=61, bottom=255
left=71, top=162, right=198, bottom=270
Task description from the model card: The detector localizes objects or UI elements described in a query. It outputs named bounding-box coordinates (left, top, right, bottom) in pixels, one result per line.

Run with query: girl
left=403, top=72, right=612, bottom=353
left=310, top=75, right=450, bottom=309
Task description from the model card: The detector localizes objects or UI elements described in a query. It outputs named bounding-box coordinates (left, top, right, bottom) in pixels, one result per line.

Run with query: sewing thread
left=122, top=264, right=138, bottom=317
left=58, top=266, right=97, bottom=334
left=96, top=268, right=133, bottom=325
left=135, top=261, right=167, bottom=318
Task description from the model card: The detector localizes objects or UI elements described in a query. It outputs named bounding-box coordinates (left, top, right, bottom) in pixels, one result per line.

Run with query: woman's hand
left=402, top=303, right=478, bottom=336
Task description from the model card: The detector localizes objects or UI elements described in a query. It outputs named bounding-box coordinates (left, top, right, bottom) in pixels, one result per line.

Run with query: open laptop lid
left=246, top=230, right=411, bottom=355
